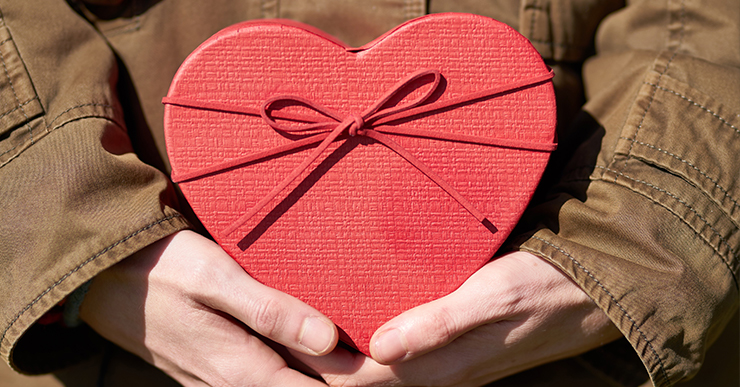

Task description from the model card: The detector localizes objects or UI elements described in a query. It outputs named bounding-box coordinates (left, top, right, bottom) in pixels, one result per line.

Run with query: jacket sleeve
left=514, top=0, right=739, bottom=385
left=0, top=0, right=189, bottom=373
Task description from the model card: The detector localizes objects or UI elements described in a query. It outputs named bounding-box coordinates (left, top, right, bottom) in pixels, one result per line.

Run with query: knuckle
left=187, top=261, right=228, bottom=305
left=248, top=295, right=287, bottom=338
left=186, top=256, right=214, bottom=283
left=177, top=259, right=216, bottom=300
left=424, top=306, right=460, bottom=348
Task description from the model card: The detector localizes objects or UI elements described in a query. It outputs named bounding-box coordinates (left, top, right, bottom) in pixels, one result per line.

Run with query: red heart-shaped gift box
left=163, top=13, right=556, bottom=354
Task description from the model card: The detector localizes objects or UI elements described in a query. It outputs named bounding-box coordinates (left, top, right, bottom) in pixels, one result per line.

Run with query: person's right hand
left=79, top=230, right=336, bottom=386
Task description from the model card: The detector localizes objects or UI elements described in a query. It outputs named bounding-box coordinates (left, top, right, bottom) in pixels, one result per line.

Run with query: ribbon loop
left=261, top=95, right=343, bottom=134
left=362, top=69, right=442, bottom=123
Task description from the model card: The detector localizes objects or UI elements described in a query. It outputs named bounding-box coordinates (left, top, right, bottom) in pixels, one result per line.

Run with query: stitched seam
left=0, top=105, right=117, bottom=160
left=525, top=236, right=671, bottom=385
left=45, top=103, right=114, bottom=129
left=0, top=114, right=51, bottom=167
left=0, top=97, right=37, bottom=121
left=0, top=115, right=126, bottom=168
left=625, top=0, right=686, bottom=172
left=0, top=136, right=21, bottom=158
left=594, top=165, right=739, bottom=286
left=0, top=214, right=183, bottom=349
left=620, top=137, right=740, bottom=217
left=48, top=115, right=124, bottom=134
left=644, top=82, right=740, bottom=135
left=0, top=114, right=128, bottom=166
left=0, top=116, right=122, bottom=163
left=0, top=34, right=33, bottom=144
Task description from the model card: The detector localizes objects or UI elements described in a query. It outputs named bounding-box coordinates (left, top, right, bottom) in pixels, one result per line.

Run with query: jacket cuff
left=512, top=140, right=738, bottom=386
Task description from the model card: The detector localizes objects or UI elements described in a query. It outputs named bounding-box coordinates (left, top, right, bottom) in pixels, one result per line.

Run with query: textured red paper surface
left=164, top=13, right=556, bottom=354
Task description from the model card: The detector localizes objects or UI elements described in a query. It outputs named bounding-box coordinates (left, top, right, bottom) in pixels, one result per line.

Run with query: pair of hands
left=80, top=230, right=621, bottom=386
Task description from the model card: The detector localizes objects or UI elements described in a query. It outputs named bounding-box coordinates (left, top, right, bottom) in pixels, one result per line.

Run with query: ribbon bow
left=163, top=68, right=556, bottom=238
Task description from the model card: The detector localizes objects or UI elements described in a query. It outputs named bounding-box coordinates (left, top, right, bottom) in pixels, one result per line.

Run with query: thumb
left=369, top=270, right=508, bottom=365
left=368, top=253, right=535, bottom=365
left=369, top=297, right=476, bottom=365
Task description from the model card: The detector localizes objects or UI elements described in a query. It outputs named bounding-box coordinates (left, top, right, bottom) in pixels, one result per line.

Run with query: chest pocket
left=0, top=15, right=43, bottom=144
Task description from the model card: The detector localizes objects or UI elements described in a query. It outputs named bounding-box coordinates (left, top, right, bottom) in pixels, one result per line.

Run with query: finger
left=268, top=366, right=329, bottom=387
left=369, top=296, right=483, bottom=365
left=260, top=331, right=325, bottom=379
left=290, top=346, right=399, bottom=387
left=212, top=332, right=330, bottom=387
left=369, top=259, right=522, bottom=365
left=197, top=251, right=339, bottom=357
left=163, top=318, right=327, bottom=387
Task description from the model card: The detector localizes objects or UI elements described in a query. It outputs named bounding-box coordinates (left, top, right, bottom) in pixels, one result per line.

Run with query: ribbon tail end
left=481, top=218, right=498, bottom=234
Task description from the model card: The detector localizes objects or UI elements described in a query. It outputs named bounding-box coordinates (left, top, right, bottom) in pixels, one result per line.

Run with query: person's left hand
left=292, top=251, right=623, bottom=387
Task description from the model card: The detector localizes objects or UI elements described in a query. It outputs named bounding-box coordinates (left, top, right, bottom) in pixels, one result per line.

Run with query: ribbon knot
left=259, top=69, right=443, bottom=138
left=162, top=68, right=556, bottom=239
left=346, top=114, right=365, bottom=137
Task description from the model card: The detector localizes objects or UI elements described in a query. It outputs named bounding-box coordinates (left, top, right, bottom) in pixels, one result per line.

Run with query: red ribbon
left=163, top=69, right=556, bottom=237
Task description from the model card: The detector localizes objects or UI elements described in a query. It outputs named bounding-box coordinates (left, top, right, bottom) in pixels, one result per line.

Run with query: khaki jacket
left=1, top=0, right=737, bottom=386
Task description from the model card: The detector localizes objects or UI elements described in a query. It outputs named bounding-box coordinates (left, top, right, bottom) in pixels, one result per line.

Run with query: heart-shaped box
left=163, top=13, right=556, bottom=354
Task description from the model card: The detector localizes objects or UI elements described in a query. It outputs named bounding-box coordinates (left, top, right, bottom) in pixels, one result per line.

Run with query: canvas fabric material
left=0, top=0, right=737, bottom=386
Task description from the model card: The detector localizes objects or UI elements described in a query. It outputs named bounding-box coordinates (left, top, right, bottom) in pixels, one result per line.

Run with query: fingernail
left=299, top=317, right=335, bottom=355
left=374, top=328, right=408, bottom=363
